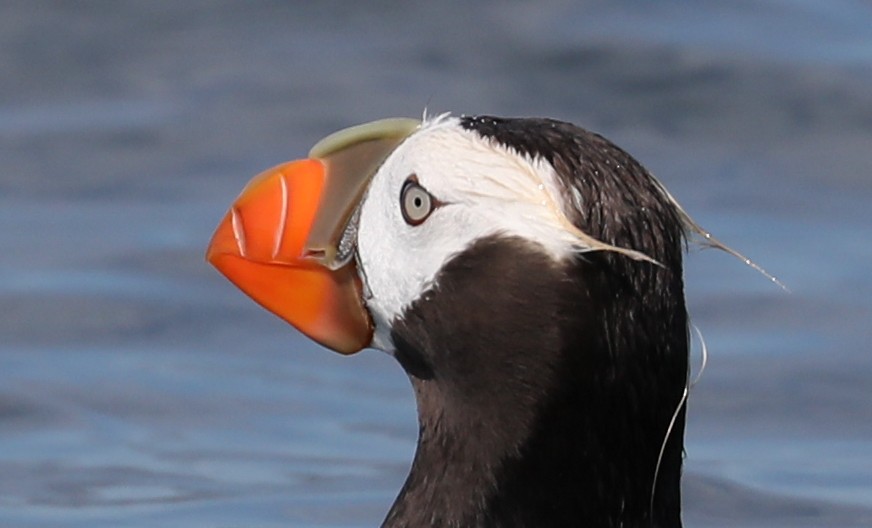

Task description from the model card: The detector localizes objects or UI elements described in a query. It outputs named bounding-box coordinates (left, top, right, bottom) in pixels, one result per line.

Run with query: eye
left=400, top=177, right=435, bottom=226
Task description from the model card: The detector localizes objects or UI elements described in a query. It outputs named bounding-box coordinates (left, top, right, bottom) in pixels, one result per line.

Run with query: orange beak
left=206, top=118, right=420, bottom=355
left=206, top=159, right=371, bottom=354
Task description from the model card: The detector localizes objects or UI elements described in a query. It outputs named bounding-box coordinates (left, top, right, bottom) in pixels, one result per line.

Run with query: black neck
left=384, top=238, right=688, bottom=527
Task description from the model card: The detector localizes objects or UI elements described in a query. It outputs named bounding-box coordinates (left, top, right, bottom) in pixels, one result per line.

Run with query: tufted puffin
left=207, top=114, right=735, bottom=527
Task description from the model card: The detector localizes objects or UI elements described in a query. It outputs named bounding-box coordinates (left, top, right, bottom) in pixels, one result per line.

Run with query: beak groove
left=271, top=173, right=289, bottom=260
left=230, top=207, right=247, bottom=258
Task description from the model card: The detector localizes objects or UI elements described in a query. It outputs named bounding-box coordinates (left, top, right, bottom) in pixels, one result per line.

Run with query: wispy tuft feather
left=648, top=174, right=790, bottom=291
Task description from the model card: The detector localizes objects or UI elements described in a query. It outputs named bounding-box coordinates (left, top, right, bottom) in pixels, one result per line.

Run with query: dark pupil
left=413, top=196, right=423, bottom=208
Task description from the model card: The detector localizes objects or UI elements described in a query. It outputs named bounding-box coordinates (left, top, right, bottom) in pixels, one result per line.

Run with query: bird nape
left=207, top=114, right=691, bottom=527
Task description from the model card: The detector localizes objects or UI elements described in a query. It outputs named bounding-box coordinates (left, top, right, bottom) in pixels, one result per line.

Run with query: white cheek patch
left=355, top=117, right=590, bottom=351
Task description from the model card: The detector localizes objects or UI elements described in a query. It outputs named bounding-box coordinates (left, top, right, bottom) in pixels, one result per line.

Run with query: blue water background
left=1, top=2, right=871, bottom=526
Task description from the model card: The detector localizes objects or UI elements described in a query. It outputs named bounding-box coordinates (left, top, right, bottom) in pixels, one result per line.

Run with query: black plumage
left=383, top=117, right=688, bottom=527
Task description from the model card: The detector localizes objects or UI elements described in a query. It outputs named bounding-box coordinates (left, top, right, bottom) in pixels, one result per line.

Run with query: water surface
left=1, top=1, right=871, bottom=526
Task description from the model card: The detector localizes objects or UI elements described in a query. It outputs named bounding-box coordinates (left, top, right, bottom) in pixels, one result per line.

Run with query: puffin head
left=208, top=114, right=690, bottom=527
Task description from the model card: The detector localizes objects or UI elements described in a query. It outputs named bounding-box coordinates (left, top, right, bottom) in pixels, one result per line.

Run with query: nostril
left=304, top=248, right=327, bottom=260
left=231, top=207, right=247, bottom=257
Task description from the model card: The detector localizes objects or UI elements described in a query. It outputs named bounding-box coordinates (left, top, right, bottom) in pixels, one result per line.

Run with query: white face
left=355, top=116, right=582, bottom=351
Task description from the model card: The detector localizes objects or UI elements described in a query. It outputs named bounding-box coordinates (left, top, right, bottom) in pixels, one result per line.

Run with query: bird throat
left=381, top=236, right=687, bottom=527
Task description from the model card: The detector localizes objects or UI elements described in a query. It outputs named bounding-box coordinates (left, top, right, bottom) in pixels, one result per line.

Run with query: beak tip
left=205, top=211, right=240, bottom=267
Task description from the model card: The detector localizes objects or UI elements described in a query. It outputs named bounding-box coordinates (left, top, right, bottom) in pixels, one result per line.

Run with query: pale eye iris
left=400, top=179, right=434, bottom=226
